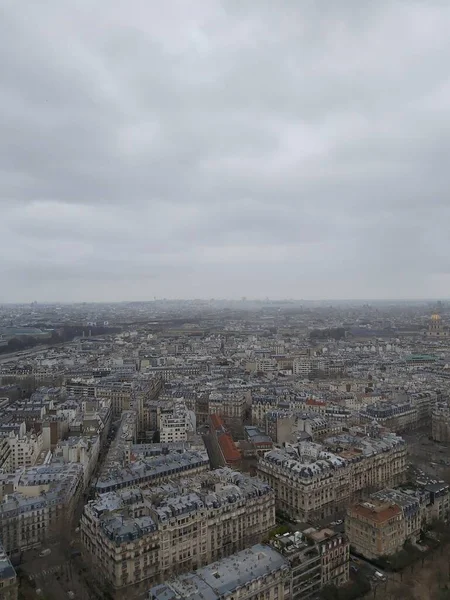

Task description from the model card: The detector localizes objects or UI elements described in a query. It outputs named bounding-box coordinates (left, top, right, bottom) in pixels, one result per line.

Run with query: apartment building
left=65, top=377, right=97, bottom=398
left=271, top=531, right=322, bottom=599
left=310, top=528, right=349, bottom=589
left=297, top=414, right=342, bottom=441
left=371, top=488, right=424, bottom=542
left=243, top=426, right=273, bottom=456
left=297, top=399, right=352, bottom=423
left=270, top=527, right=349, bottom=599
left=423, top=482, right=450, bottom=521
left=257, top=432, right=407, bottom=521
left=208, top=391, right=247, bottom=422
left=96, top=380, right=133, bottom=418
left=345, top=479, right=447, bottom=560
left=148, top=528, right=348, bottom=600
left=53, top=435, right=100, bottom=488
left=252, top=395, right=278, bottom=428
left=148, top=544, right=291, bottom=600
left=134, top=377, right=164, bottom=432
left=81, top=469, right=275, bottom=595
left=409, top=391, right=437, bottom=426
left=346, top=500, right=404, bottom=559
left=6, top=432, right=43, bottom=471
left=0, top=463, right=83, bottom=556
left=144, top=366, right=201, bottom=381
left=360, top=400, right=418, bottom=432
left=432, top=401, right=450, bottom=442
left=95, top=448, right=210, bottom=493
left=293, top=357, right=313, bottom=376
left=159, top=400, right=195, bottom=443
left=41, top=415, right=69, bottom=450
left=265, top=411, right=297, bottom=444
left=254, top=358, right=278, bottom=373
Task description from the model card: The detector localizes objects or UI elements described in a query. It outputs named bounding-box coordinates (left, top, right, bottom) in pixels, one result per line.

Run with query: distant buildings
left=4, top=301, right=450, bottom=599
left=426, top=314, right=449, bottom=338
left=271, top=528, right=349, bottom=599
left=159, top=399, right=195, bottom=443
left=95, top=447, right=209, bottom=494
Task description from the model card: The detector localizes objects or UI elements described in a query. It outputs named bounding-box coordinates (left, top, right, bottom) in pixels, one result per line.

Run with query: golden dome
left=431, top=314, right=441, bottom=321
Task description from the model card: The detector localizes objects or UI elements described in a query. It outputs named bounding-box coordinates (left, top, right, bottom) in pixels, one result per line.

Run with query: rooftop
left=148, top=544, right=288, bottom=600
left=350, top=501, right=402, bottom=523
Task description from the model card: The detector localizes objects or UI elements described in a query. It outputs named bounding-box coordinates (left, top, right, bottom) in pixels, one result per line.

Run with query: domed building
left=427, top=314, right=449, bottom=338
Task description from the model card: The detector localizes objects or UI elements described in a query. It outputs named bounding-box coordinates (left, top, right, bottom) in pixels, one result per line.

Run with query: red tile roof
left=219, top=433, right=241, bottom=463
left=210, top=413, right=225, bottom=430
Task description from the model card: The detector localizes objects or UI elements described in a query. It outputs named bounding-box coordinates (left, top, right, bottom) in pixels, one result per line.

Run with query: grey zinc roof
left=0, top=542, right=16, bottom=582
left=148, top=544, right=288, bottom=600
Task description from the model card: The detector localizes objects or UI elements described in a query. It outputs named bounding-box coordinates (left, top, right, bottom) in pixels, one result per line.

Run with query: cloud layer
left=2, top=0, right=450, bottom=301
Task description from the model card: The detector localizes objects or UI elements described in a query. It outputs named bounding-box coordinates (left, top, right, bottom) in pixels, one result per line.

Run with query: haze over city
left=2, top=1, right=450, bottom=302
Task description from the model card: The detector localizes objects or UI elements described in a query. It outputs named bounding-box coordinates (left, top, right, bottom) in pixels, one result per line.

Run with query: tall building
left=346, top=500, right=403, bottom=559
left=257, top=432, right=407, bottom=521
left=148, top=544, right=291, bottom=600
left=81, top=469, right=275, bottom=596
left=0, top=463, right=83, bottom=556
left=427, top=313, right=449, bottom=338
left=271, top=528, right=349, bottom=599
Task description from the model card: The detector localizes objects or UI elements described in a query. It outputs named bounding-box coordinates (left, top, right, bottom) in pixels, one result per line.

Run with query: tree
left=320, top=585, right=339, bottom=600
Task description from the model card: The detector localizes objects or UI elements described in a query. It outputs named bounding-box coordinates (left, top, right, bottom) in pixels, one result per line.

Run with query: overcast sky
left=1, top=1, right=450, bottom=302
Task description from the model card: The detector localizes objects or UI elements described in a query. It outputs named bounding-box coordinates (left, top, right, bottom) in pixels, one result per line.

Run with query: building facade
left=81, top=469, right=275, bottom=595
left=148, top=544, right=291, bottom=600
left=257, top=433, right=407, bottom=521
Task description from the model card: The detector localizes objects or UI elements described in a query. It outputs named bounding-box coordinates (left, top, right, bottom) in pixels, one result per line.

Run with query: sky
left=1, top=1, right=450, bottom=302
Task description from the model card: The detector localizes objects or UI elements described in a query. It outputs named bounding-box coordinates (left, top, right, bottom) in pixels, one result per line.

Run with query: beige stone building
left=96, top=381, right=133, bottom=418
left=81, top=469, right=275, bottom=596
left=346, top=500, right=404, bottom=559
left=432, top=402, right=450, bottom=442
left=427, top=313, right=449, bottom=338
left=257, top=433, right=407, bottom=521
left=148, top=544, right=291, bottom=600
left=0, top=463, right=83, bottom=557
left=208, top=391, right=248, bottom=421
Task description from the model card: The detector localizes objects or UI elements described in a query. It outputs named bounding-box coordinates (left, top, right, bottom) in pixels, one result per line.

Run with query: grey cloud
left=1, top=0, right=450, bottom=301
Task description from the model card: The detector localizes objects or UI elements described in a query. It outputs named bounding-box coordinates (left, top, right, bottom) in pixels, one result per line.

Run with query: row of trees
left=320, top=573, right=370, bottom=600
left=309, top=327, right=347, bottom=341
left=0, top=324, right=121, bottom=355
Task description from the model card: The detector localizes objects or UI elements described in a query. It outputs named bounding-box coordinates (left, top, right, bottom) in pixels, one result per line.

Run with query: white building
left=149, top=544, right=290, bottom=600
left=53, top=435, right=100, bottom=488
left=7, top=432, right=43, bottom=471
left=159, top=400, right=195, bottom=444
